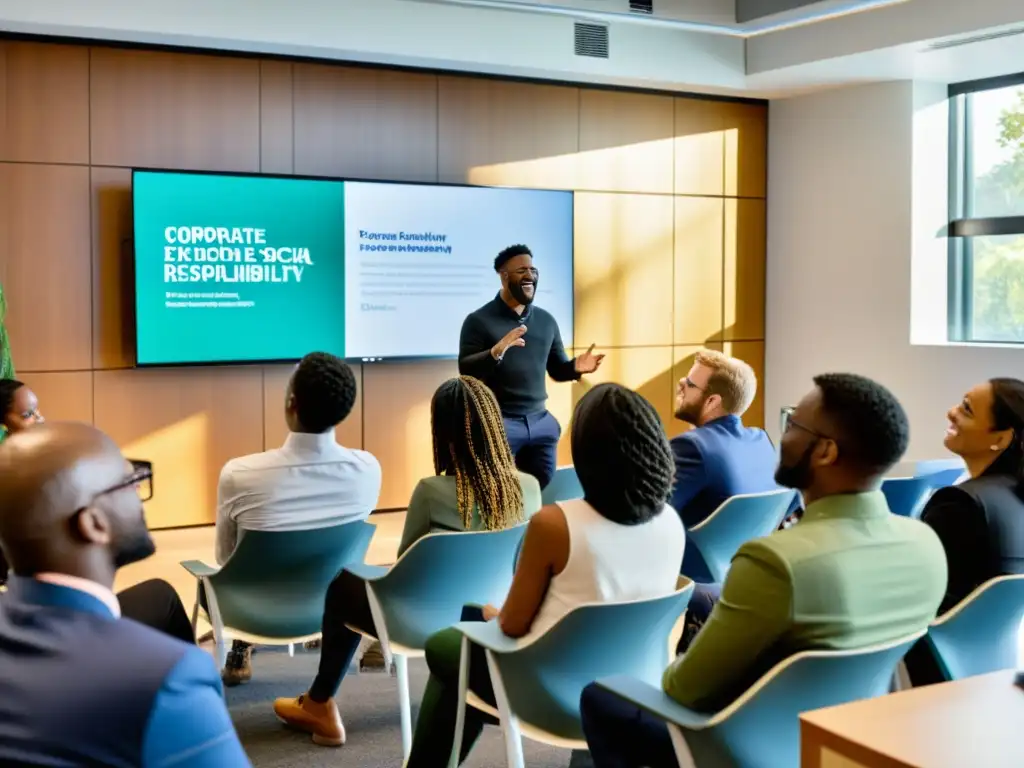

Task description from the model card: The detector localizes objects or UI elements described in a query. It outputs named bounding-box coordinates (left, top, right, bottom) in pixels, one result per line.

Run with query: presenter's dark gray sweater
left=458, top=294, right=578, bottom=417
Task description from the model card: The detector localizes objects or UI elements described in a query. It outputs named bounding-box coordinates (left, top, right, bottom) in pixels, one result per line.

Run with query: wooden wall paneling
left=17, top=371, right=93, bottom=425
left=92, top=167, right=134, bottom=369
left=722, top=101, right=768, bottom=199
left=362, top=360, right=458, bottom=509
left=263, top=364, right=364, bottom=451
left=90, top=48, right=260, bottom=172
left=293, top=65, right=437, bottom=182
left=93, top=367, right=265, bottom=529
left=570, top=346, right=676, bottom=434
left=723, top=198, right=766, bottom=341
left=0, top=42, right=89, bottom=164
left=259, top=60, right=294, bottom=174
left=674, top=98, right=727, bottom=197
left=578, top=90, right=674, bottom=194
left=674, top=196, right=725, bottom=345
left=723, top=340, right=766, bottom=428
left=0, top=163, right=92, bottom=371
left=437, top=77, right=578, bottom=189
left=574, top=193, right=674, bottom=348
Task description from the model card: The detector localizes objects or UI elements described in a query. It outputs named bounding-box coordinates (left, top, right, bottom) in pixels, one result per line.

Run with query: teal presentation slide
left=133, top=171, right=346, bottom=364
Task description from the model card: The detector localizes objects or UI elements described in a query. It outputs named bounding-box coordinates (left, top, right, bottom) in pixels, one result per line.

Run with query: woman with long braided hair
left=398, top=375, right=537, bottom=554
left=275, top=376, right=541, bottom=747
left=405, top=382, right=686, bottom=766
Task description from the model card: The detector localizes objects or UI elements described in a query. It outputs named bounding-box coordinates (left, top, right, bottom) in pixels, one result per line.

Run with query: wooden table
left=801, top=671, right=1024, bottom=767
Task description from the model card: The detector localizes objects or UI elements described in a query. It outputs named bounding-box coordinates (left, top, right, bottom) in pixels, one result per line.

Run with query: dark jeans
left=503, top=410, right=561, bottom=490
left=580, top=683, right=676, bottom=768
left=677, top=582, right=721, bottom=655
left=406, top=626, right=498, bottom=768
left=309, top=569, right=377, bottom=702
left=117, top=579, right=195, bottom=644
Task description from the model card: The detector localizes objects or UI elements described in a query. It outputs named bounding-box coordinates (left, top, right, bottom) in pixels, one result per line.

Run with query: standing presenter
left=459, top=244, right=604, bottom=489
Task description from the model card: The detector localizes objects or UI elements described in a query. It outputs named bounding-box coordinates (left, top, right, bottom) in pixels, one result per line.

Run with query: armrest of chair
left=595, top=675, right=713, bottom=730
left=451, top=620, right=525, bottom=654
left=344, top=562, right=390, bottom=582
left=179, top=560, right=219, bottom=578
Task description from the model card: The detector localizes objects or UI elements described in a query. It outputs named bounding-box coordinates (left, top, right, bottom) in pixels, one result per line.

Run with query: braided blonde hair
left=431, top=376, right=525, bottom=531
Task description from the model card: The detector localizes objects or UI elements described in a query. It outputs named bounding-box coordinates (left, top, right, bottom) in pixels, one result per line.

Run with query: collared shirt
left=34, top=573, right=121, bottom=617
left=663, top=490, right=946, bottom=712
left=215, top=431, right=382, bottom=565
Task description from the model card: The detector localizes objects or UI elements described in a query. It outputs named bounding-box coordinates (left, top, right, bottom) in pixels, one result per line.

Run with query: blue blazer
left=0, top=576, right=251, bottom=767
left=669, top=414, right=780, bottom=528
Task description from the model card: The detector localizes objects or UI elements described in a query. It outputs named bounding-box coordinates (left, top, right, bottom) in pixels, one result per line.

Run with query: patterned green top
left=0, top=282, right=14, bottom=380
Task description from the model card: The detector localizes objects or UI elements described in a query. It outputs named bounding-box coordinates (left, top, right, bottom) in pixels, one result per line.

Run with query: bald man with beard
left=0, top=422, right=251, bottom=767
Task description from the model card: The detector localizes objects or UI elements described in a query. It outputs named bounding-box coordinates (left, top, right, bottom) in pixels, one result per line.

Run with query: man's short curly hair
left=494, top=244, right=532, bottom=272
left=291, top=352, right=357, bottom=433
left=813, top=373, right=909, bottom=472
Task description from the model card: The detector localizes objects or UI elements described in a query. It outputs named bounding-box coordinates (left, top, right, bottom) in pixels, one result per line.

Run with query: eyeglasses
left=505, top=267, right=539, bottom=278
left=780, top=407, right=832, bottom=442
left=93, top=459, right=154, bottom=504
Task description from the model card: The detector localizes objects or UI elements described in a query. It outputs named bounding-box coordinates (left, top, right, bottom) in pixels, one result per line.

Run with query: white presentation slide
left=343, top=182, right=574, bottom=359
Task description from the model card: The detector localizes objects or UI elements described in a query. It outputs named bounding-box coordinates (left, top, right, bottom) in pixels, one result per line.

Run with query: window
left=949, top=75, right=1024, bottom=343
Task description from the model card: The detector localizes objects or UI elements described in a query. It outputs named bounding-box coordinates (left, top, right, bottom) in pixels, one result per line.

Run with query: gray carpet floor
left=226, top=646, right=578, bottom=767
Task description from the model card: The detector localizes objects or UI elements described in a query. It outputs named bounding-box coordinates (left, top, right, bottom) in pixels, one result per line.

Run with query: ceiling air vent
left=926, top=25, right=1024, bottom=51
left=574, top=22, right=609, bottom=58
left=629, top=0, right=654, bottom=14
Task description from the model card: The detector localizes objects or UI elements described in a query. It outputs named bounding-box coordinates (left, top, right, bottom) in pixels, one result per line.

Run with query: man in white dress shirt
left=215, top=352, right=382, bottom=685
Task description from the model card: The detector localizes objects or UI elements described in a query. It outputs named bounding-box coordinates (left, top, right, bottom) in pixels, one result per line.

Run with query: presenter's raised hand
left=575, top=344, right=605, bottom=375
left=492, top=325, right=527, bottom=360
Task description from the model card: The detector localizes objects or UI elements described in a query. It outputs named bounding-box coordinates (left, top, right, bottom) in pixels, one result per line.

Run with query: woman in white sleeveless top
left=406, top=382, right=686, bottom=767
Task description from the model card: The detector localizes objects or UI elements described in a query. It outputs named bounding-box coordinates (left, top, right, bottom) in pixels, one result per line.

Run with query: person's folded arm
left=459, top=316, right=499, bottom=379
left=545, top=324, right=579, bottom=383
left=498, top=505, right=569, bottom=638
left=143, top=648, right=252, bottom=767
left=669, top=436, right=707, bottom=526
left=214, top=467, right=238, bottom=567
left=397, top=480, right=435, bottom=558
left=663, top=541, right=792, bottom=712
left=920, top=487, right=986, bottom=614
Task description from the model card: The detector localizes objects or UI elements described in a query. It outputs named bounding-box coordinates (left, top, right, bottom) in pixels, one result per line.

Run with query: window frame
left=948, top=72, right=1024, bottom=343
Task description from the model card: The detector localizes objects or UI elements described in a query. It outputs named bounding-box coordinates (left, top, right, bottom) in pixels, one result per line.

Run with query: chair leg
left=190, top=581, right=201, bottom=634
left=288, top=643, right=294, bottom=658
left=668, top=724, right=697, bottom=768
left=450, top=637, right=471, bottom=768
left=485, top=649, right=525, bottom=768
left=891, top=660, right=911, bottom=692
left=396, top=654, right=412, bottom=761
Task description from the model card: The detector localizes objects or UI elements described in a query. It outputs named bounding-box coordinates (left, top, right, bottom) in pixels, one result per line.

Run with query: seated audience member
left=0, top=381, right=193, bottom=645
left=581, top=373, right=947, bottom=768
left=404, top=382, right=686, bottom=767
left=215, top=351, right=381, bottom=685
left=906, top=378, right=1024, bottom=685
left=274, top=375, right=541, bottom=746
left=670, top=350, right=777, bottom=528
left=0, top=422, right=250, bottom=766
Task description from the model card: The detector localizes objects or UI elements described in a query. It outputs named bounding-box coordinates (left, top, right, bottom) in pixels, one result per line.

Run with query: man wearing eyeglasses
left=459, top=244, right=603, bottom=490
left=0, top=422, right=250, bottom=766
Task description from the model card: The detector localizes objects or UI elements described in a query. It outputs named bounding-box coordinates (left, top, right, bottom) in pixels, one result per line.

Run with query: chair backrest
left=880, top=476, right=934, bottom=519
left=686, top=490, right=796, bottom=583
left=542, top=466, right=584, bottom=505
left=209, top=520, right=374, bottom=637
left=371, top=525, right=527, bottom=649
left=914, top=458, right=966, bottom=481
left=683, top=633, right=922, bottom=768
left=926, top=575, right=1024, bottom=680
left=491, top=581, right=694, bottom=741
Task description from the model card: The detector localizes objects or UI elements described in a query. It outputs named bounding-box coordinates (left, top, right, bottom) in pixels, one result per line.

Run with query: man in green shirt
left=581, top=373, right=947, bottom=768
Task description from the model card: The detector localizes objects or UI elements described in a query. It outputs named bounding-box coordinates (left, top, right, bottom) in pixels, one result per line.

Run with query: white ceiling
left=1, top=0, right=1023, bottom=97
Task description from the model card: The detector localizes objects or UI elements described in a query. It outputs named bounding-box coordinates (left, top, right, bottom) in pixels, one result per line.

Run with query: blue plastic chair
left=344, top=525, right=527, bottom=760
left=914, top=458, right=966, bottom=484
left=596, top=631, right=923, bottom=768
left=684, top=490, right=796, bottom=583
left=180, top=519, right=374, bottom=667
left=926, top=575, right=1024, bottom=681
left=448, top=579, right=694, bottom=768
left=880, top=476, right=936, bottom=519
left=542, top=466, right=583, bottom=505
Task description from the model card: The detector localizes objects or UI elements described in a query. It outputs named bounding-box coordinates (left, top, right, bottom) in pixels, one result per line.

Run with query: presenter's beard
left=509, top=277, right=537, bottom=306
